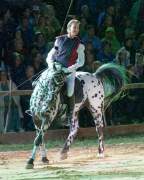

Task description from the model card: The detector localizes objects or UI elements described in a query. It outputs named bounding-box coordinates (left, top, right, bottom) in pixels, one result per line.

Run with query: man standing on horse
left=46, top=19, right=85, bottom=125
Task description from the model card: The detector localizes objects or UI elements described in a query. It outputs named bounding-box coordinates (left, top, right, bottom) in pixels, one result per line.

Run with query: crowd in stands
left=0, top=0, right=144, bottom=132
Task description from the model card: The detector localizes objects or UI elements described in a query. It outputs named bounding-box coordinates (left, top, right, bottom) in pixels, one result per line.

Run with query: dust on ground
left=0, top=143, right=144, bottom=180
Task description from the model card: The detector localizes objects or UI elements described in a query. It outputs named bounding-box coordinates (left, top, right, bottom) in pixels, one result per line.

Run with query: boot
left=67, top=94, right=75, bottom=127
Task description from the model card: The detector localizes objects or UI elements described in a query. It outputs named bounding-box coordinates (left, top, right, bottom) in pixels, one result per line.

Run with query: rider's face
left=69, top=23, right=79, bottom=37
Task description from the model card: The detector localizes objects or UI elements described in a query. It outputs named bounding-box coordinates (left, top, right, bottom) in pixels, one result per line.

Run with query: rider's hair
left=67, top=19, right=80, bottom=32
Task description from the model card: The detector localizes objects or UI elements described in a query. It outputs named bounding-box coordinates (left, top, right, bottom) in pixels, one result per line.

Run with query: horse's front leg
left=60, top=113, right=79, bottom=160
left=26, top=117, right=48, bottom=169
left=39, top=136, right=49, bottom=163
left=26, top=128, right=43, bottom=169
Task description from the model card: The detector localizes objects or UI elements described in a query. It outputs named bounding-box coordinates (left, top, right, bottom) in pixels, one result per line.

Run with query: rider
left=46, top=19, right=85, bottom=125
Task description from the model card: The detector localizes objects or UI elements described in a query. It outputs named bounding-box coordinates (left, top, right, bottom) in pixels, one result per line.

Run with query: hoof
left=26, top=158, right=34, bottom=169
left=97, top=153, right=104, bottom=158
left=25, top=163, right=34, bottom=169
left=60, top=152, right=68, bottom=160
left=42, top=157, right=49, bottom=164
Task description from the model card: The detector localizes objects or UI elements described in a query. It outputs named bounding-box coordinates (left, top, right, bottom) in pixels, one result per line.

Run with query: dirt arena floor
left=0, top=142, right=144, bottom=180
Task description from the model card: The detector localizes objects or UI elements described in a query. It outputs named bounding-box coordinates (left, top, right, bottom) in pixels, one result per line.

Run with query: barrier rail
left=0, top=124, right=144, bottom=144
left=0, top=83, right=144, bottom=96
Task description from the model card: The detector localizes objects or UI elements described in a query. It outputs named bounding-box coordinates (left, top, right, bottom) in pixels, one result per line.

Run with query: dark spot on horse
left=95, top=94, right=97, bottom=97
left=72, top=125, right=75, bottom=129
left=98, top=80, right=101, bottom=85
left=101, top=103, right=104, bottom=108
left=97, top=114, right=101, bottom=118
left=94, top=85, right=96, bottom=88
left=81, top=80, right=85, bottom=85
left=99, top=91, right=101, bottom=94
left=91, top=80, right=94, bottom=83
left=101, top=95, right=104, bottom=97
left=98, top=106, right=101, bottom=109
left=74, top=119, right=77, bottom=123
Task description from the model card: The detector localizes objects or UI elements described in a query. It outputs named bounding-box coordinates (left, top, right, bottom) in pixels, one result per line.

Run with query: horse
left=26, top=63, right=127, bottom=169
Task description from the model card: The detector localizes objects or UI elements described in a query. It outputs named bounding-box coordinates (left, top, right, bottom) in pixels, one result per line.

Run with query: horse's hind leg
left=60, top=112, right=79, bottom=160
left=90, top=107, right=105, bottom=158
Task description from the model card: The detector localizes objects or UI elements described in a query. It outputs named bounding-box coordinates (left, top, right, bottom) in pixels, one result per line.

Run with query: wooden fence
left=0, top=83, right=144, bottom=96
left=0, top=124, right=144, bottom=144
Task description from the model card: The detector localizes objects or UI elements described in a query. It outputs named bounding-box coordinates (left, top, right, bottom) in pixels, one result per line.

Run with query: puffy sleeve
left=68, top=43, right=85, bottom=72
left=46, top=38, right=59, bottom=67
left=76, top=43, right=85, bottom=67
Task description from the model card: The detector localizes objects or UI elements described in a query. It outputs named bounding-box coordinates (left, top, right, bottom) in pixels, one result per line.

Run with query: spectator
left=123, top=38, right=136, bottom=65
left=80, top=5, right=93, bottom=24
left=31, top=51, right=46, bottom=74
left=22, top=7, right=33, bottom=26
left=85, top=41, right=95, bottom=56
left=123, top=17, right=135, bottom=40
left=115, top=47, right=130, bottom=67
left=124, top=64, right=144, bottom=121
left=85, top=58, right=102, bottom=73
left=82, top=25, right=102, bottom=53
left=137, top=33, right=144, bottom=51
left=79, top=17, right=88, bottom=38
left=0, top=70, right=23, bottom=132
left=83, top=52, right=96, bottom=73
left=17, top=16, right=34, bottom=49
left=0, top=18, right=5, bottom=63
left=136, top=0, right=144, bottom=34
left=102, top=27, right=121, bottom=54
left=97, top=39, right=115, bottom=63
left=34, top=15, right=49, bottom=40
left=97, top=5, right=115, bottom=28
left=14, top=30, right=23, bottom=45
left=135, top=50, right=144, bottom=81
left=129, top=0, right=143, bottom=31
left=20, top=65, right=35, bottom=131
left=32, top=32, right=49, bottom=58
left=43, top=5, right=61, bottom=36
left=31, top=5, right=41, bottom=26
left=3, top=9, right=17, bottom=43
left=10, top=52, right=26, bottom=88
left=98, top=15, right=114, bottom=38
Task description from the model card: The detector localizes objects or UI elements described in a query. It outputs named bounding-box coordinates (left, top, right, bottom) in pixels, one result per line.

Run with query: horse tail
left=94, top=63, right=129, bottom=110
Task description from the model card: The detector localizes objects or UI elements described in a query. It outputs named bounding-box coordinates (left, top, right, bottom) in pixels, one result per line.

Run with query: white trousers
left=52, top=62, right=76, bottom=97
left=66, top=72, right=75, bottom=97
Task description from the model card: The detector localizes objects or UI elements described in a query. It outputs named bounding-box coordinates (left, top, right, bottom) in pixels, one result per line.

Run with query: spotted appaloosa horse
left=26, top=63, right=127, bottom=169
